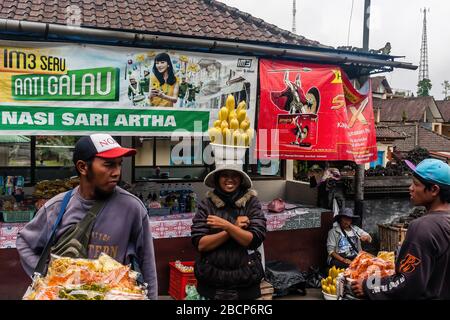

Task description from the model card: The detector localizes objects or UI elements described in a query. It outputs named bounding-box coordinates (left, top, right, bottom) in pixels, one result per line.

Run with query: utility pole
left=355, top=0, right=371, bottom=225
left=363, top=0, right=370, bottom=51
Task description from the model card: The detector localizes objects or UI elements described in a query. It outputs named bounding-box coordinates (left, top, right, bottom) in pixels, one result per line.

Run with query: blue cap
left=405, top=159, right=450, bottom=187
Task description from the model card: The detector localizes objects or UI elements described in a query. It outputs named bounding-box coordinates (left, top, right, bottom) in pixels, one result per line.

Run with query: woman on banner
left=149, top=52, right=179, bottom=107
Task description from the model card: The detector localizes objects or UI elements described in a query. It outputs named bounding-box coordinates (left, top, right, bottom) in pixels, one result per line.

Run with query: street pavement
left=159, top=288, right=324, bottom=300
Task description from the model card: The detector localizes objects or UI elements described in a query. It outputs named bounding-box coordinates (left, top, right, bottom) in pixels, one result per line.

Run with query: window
left=0, top=135, right=32, bottom=184
left=35, top=136, right=81, bottom=181
left=244, top=159, right=283, bottom=179
left=35, top=136, right=78, bottom=167
left=0, top=135, right=120, bottom=185
left=133, top=137, right=210, bottom=181
left=0, top=135, right=31, bottom=167
left=133, top=136, right=284, bottom=182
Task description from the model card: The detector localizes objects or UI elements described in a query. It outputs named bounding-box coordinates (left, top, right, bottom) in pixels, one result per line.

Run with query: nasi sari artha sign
left=257, top=59, right=377, bottom=164
left=0, top=40, right=257, bottom=136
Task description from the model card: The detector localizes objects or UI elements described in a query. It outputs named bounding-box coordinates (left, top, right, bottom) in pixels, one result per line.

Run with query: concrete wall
left=285, top=180, right=318, bottom=205
left=190, top=179, right=286, bottom=203
left=363, top=196, right=413, bottom=235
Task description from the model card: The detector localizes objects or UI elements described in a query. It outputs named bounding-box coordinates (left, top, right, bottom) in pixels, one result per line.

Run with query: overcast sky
left=219, top=0, right=449, bottom=99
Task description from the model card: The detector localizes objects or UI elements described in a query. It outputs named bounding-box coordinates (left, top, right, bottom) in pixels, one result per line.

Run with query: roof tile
left=0, top=0, right=325, bottom=47
left=436, top=100, right=450, bottom=123
left=374, top=97, right=433, bottom=122
left=383, top=123, right=450, bottom=152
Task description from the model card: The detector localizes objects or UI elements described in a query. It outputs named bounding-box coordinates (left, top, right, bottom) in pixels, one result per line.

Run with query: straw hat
left=204, top=163, right=252, bottom=189
left=204, top=143, right=252, bottom=189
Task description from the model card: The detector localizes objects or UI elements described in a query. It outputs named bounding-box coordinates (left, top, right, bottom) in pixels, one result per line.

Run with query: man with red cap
left=17, top=134, right=158, bottom=299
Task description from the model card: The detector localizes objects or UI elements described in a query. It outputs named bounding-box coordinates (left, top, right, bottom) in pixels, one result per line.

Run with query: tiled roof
left=0, top=0, right=324, bottom=47
left=371, top=76, right=392, bottom=94
left=376, top=126, right=406, bottom=140
left=436, top=100, right=450, bottom=123
left=384, top=123, right=450, bottom=153
left=373, top=97, right=434, bottom=122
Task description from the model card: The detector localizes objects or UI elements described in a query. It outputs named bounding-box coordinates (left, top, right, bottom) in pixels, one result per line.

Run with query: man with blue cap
left=352, top=158, right=450, bottom=299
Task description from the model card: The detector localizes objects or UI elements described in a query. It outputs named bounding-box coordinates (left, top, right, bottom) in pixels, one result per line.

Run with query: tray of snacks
left=23, top=253, right=148, bottom=300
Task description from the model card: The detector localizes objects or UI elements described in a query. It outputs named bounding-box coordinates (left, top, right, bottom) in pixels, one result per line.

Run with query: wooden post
left=355, top=0, right=371, bottom=226
left=354, top=164, right=365, bottom=226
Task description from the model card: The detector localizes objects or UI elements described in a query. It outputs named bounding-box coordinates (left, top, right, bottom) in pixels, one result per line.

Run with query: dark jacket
left=364, top=211, right=450, bottom=300
left=191, top=189, right=267, bottom=300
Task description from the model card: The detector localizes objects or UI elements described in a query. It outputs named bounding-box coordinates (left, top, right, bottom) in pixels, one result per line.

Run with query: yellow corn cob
left=219, top=107, right=229, bottom=121
left=220, top=120, right=229, bottom=130
left=237, top=101, right=246, bottom=112
left=230, top=118, right=239, bottom=130
left=237, top=109, right=247, bottom=123
left=226, top=94, right=235, bottom=112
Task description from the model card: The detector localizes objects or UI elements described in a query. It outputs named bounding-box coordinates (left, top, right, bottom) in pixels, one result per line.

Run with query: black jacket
left=364, top=210, right=450, bottom=299
left=191, top=189, right=267, bottom=299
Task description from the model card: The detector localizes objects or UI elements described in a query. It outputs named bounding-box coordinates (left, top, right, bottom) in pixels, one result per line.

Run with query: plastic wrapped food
left=23, top=253, right=147, bottom=300
left=185, top=284, right=204, bottom=300
left=174, top=260, right=194, bottom=273
left=344, top=251, right=395, bottom=281
left=377, top=251, right=395, bottom=264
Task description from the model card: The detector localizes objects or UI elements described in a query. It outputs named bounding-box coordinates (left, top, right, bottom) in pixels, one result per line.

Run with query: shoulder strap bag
left=34, top=189, right=73, bottom=276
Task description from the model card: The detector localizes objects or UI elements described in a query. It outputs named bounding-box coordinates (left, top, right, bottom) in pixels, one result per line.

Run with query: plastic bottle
left=166, top=184, right=174, bottom=208
left=172, top=198, right=179, bottom=214
left=190, top=192, right=197, bottom=212
left=179, top=191, right=186, bottom=213
left=186, top=193, right=192, bottom=213
left=5, top=176, right=14, bottom=196
left=159, top=184, right=166, bottom=207
left=0, top=176, right=5, bottom=196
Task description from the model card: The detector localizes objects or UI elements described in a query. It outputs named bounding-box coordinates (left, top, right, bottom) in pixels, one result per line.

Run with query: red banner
left=256, top=59, right=377, bottom=164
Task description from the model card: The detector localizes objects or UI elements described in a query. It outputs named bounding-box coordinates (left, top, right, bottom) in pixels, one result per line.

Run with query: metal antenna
left=292, top=0, right=297, bottom=34
left=418, top=8, right=430, bottom=82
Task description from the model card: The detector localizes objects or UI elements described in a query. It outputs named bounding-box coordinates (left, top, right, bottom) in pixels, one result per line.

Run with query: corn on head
left=208, top=98, right=254, bottom=146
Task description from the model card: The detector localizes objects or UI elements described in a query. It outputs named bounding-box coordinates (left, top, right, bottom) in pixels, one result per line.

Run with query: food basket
left=378, top=224, right=407, bottom=251
left=168, top=261, right=196, bottom=300
left=322, top=290, right=338, bottom=300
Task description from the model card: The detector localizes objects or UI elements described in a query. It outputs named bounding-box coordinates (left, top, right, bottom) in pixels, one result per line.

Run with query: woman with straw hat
left=191, top=163, right=267, bottom=300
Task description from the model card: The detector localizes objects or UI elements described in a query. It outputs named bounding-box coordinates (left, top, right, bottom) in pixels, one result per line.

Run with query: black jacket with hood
left=191, top=189, right=267, bottom=299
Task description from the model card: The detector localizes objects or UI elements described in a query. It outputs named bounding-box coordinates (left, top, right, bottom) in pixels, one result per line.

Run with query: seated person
left=326, top=208, right=372, bottom=269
